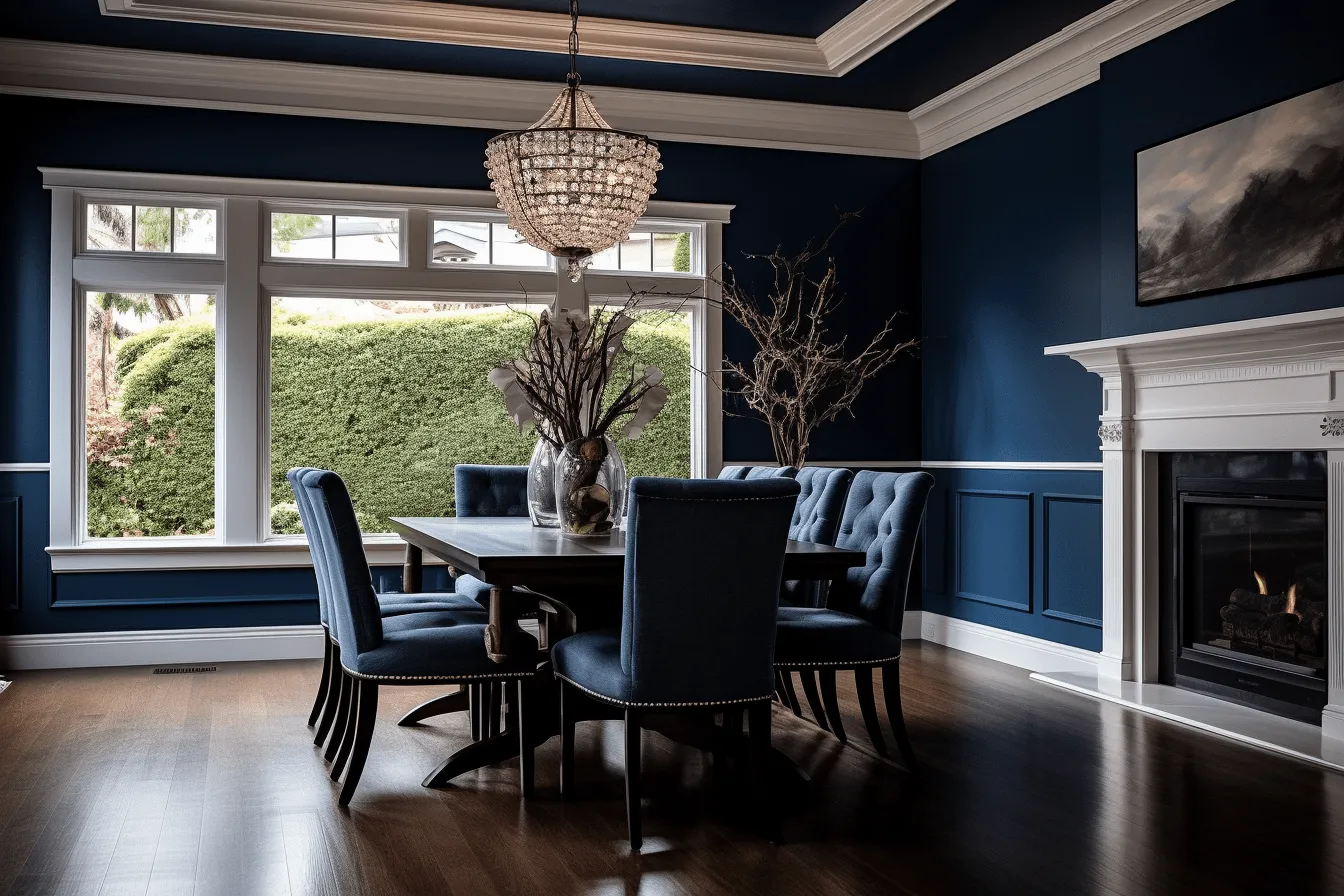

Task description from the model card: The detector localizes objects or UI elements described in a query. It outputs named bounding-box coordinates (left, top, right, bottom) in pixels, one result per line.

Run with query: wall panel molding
left=954, top=489, right=1033, bottom=612
left=1041, top=493, right=1104, bottom=627
left=1, top=497, right=18, bottom=611
left=0, top=38, right=919, bottom=159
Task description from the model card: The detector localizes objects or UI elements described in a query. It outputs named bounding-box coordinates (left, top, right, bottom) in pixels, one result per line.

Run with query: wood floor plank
left=1, top=647, right=1340, bottom=896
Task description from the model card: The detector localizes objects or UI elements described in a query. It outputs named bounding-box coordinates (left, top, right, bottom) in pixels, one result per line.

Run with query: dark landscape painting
left=1137, top=80, right=1344, bottom=304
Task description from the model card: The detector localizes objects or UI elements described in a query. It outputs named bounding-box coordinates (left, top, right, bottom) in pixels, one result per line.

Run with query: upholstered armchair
left=550, top=476, right=799, bottom=849
left=299, top=469, right=536, bottom=805
left=774, top=470, right=934, bottom=769
left=717, top=465, right=799, bottom=480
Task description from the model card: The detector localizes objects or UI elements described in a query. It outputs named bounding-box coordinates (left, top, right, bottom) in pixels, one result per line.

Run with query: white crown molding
left=99, top=0, right=956, bottom=78
left=0, top=39, right=920, bottom=159
left=818, top=0, right=957, bottom=74
left=0, top=463, right=51, bottom=473
left=0, top=625, right=325, bottom=670
left=909, top=0, right=1235, bottom=156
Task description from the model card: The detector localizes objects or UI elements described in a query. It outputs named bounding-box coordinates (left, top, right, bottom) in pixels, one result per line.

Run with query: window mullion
left=218, top=197, right=263, bottom=545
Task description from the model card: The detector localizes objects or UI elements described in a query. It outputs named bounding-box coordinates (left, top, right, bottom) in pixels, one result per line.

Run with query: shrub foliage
left=87, top=307, right=691, bottom=537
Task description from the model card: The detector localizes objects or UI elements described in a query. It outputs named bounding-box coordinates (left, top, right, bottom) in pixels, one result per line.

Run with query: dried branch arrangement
left=711, top=214, right=918, bottom=469
left=489, top=294, right=670, bottom=447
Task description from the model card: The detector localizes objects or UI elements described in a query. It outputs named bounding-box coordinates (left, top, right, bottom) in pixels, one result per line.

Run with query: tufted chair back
left=301, top=469, right=384, bottom=657
left=789, top=467, right=854, bottom=544
left=621, top=476, right=799, bottom=705
left=830, top=471, right=935, bottom=634
left=717, top=465, right=799, bottom=481
left=287, top=467, right=331, bottom=628
left=454, top=465, right=529, bottom=517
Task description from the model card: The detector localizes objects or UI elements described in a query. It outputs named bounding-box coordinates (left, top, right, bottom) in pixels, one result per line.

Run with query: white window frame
left=426, top=209, right=555, bottom=271
left=588, top=220, right=706, bottom=276
left=264, top=202, right=410, bottom=267
left=79, top=192, right=225, bottom=259
left=44, top=168, right=729, bottom=572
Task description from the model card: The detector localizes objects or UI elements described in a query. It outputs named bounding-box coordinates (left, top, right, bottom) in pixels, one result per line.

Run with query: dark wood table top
left=389, top=516, right=866, bottom=587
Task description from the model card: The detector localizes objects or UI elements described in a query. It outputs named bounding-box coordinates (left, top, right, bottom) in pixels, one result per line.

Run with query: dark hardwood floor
left=0, top=643, right=1340, bottom=895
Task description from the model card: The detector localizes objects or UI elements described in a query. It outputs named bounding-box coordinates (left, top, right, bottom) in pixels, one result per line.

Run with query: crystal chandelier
left=485, top=0, right=662, bottom=281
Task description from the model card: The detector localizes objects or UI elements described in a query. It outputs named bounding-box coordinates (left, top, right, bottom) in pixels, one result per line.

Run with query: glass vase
left=526, top=438, right=560, bottom=528
left=554, top=436, right=627, bottom=537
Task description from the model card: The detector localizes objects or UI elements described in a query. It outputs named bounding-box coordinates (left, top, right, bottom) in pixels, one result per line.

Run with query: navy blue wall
left=919, top=0, right=1344, bottom=650
left=0, top=94, right=919, bottom=636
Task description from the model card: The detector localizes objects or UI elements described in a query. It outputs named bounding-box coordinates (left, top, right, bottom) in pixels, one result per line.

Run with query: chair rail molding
left=0, top=463, right=52, bottom=473
left=0, top=38, right=919, bottom=159
left=99, top=0, right=952, bottom=78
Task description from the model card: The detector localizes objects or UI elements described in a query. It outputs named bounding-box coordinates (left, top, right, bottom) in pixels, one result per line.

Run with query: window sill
left=46, top=536, right=440, bottom=573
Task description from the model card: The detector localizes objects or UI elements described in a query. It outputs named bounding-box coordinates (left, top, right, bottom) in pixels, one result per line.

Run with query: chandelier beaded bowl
left=484, top=1, right=662, bottom=281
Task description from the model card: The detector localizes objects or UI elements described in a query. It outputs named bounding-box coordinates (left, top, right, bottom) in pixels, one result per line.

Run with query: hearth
left=1159, top=453, right=1329, bottom=724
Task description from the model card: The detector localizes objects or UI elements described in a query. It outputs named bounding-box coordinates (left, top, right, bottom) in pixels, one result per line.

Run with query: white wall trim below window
left=0, top=624, right=325, bottom=670
left=0, top=463, right=52, bottom=473
left=45, top=538, right=441, bottom=573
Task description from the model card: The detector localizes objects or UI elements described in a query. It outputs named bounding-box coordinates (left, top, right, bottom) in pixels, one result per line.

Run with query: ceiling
left=445, top=1, right=873, bottom=39
left=2, top=0, right=1116, bottom=112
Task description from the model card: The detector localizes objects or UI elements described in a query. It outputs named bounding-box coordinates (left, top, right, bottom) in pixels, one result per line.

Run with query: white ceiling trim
left=911, top=0, right=1236, bottom=156
left=98, top=0, right=955, bottom=78
left=0, top=39, right=921, bottom=158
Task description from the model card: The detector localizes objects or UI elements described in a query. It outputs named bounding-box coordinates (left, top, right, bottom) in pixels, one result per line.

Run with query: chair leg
left=489, top=681, right=503, bottom=739
left=516, top=680, right=534, bottom=798
left=798, top=670, right=830, bottom=732
left=469, top=684, right=482, bottom=741
left=778, top=671, right=803, bottom=718
left=882, top=661, right=918, bottom=772
left=309, top=637, right=333, bottom=728
left=314, top=644, right=342, bottom=746
left=338, top=680, right=379, bottom=806
left=854, top=666, right=887, bottom=757
left=331, top=677, right=360, bottom=780
left=625, top=709, right=643, bottom=851
left=818, top=669, right=846, bottom=744
left=747, top=700, right=780, bottom=843
left=324, top=671, right=351, bottom=759
left=560, top=683, right=576, bottom=800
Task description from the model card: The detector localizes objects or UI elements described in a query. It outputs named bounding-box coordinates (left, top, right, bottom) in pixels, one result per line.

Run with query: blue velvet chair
left=299, top=468, right=536, bottom=805
left=717, top=465, right=799, bottom=481
left=551, top=476, right=800, bottom=849
left=775, top=467, right=855, bottom=716
left=286, top=468, right=483, bottom=748
left=774, top=470, right=933, bottom=770
left=449, top=464, right=529, bottom=606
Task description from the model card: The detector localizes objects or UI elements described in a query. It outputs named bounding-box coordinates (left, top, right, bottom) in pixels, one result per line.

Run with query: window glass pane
left=335, top=215, right=401, bottom=262
left=134, top=206, right=172, bottom=253
left=653, top=231, right=693, bottom=273
left=174, top=207, right=217, bottom=254
left=490, top=224, right=549, bottom=268
left=267, top=298, right=690, bottom=534
left=431, top=220, right=489, bottom=265
left=588, top=244, right=619, bottom=270
left=271, top=213, right=332, bottom=259
left=85, top=291, right=216, bottom=538
left=86, top=204, right=133, bottom=251
left=618, top=233, right=653, bottom=272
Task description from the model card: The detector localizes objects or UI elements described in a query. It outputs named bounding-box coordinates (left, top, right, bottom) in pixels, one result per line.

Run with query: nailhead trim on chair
left=340, top=665, right=534, bottom=682
left=774, top=655, right=903, bottom=669
left=555, top=673, right=774, bottom=709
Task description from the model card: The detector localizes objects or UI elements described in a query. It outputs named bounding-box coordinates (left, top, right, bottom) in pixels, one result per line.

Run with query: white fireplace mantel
left=1046, top=307, right=1344, bottom=746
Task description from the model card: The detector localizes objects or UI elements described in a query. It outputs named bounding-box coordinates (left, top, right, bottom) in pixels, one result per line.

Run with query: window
left=269, top=210, right=404, bottom=263
left=46, top=170, right=727, bottom=570
left=430, top=218, right=550, bottom=268
left=84, top=202, right=218, bottom=255
left=589, top=227, right=697, bottom=274
left=84, top=292, right=215, bottom=538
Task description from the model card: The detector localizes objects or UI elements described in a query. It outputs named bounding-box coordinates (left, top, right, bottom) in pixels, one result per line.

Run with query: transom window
left=45, top=169, right=728, bottom=571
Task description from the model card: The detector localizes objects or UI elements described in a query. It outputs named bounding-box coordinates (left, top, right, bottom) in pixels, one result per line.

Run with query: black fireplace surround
left=1159, top=452, right=1329, bottom=725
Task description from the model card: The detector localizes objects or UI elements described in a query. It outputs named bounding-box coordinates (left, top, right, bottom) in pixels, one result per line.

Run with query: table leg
left=402, top=544, right=423, bottom=594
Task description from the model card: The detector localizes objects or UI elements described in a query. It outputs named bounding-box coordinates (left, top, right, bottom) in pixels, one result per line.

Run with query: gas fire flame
left=1285, top=583, right=1298, bottom=617
left=1254, top=571, right=1268, bottom=595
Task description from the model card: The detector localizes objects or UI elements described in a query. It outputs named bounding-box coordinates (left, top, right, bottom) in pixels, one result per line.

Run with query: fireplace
left=1160, top=452, right=1329, bottom=724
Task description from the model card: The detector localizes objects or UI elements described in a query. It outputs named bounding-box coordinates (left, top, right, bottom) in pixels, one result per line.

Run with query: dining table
left=389, top=516, right=867, bottom=789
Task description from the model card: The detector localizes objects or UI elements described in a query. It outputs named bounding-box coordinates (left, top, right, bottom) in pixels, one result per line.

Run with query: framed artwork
left=1136, top=79, right=1344, bottom=305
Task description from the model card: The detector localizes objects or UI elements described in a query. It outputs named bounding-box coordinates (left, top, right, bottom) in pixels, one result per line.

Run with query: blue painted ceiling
left=446, top=1, right=871, bottom=39
left=0, top=0, right=1113, bottom=111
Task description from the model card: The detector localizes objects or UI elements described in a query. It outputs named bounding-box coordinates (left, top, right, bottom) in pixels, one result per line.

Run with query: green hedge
left=87, top=308, right=691, bottom=537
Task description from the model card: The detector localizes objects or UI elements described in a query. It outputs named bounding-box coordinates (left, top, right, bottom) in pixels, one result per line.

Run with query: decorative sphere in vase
left=554, top=437, right=627, bottom=536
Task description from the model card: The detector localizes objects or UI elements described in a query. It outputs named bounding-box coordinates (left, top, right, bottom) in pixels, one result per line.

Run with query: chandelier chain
left=567, top=0, right=580, bottom=88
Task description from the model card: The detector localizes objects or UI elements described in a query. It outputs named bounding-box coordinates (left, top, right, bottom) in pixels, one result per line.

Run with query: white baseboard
left=906, top=610, right=1117, bottom=677
left=0, top=625, right=325, bottom=671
